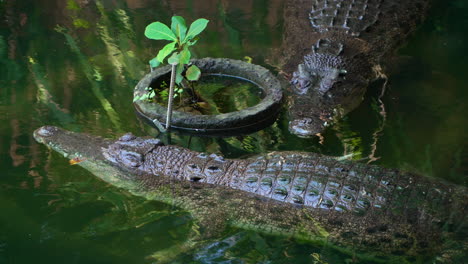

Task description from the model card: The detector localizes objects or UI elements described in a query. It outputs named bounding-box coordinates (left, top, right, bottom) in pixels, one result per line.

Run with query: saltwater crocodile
left=33, top=126, right=467, bottom=262
left=279, top=0, right=429, bottom=137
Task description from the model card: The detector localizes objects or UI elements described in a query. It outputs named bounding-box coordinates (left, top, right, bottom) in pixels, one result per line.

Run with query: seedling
left=142, top=16, right=209, bottom=129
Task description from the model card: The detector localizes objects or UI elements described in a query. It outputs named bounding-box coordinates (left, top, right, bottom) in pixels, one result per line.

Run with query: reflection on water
left=0, top=0, right=466, bottom=263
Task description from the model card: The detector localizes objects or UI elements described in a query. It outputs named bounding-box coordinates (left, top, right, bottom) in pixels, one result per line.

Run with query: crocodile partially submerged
left=34, top=126, right=467, bottom=262
left=280, top=0, right=429, bottom=137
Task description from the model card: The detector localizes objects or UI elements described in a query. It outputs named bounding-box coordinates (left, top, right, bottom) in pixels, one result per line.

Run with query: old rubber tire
left=133, top=58, right=283, bottom=134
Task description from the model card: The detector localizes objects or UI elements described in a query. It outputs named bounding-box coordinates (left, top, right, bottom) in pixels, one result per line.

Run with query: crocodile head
left=288, top=39, right=374, bottom=137
left=33, top=126, right=164, bottom=192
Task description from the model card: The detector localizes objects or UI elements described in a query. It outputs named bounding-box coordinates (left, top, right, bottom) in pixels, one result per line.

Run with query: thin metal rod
left=166, top=63, right=177, bottom=130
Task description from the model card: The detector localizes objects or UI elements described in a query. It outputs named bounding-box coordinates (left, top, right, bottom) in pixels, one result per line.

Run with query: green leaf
left=184, top=18, right=209, bottom=42
left=149, top=57, right=160, bottom=68
left=186, top=65, right=201, bottom=81
left=160, top=89, right=168, bottom=100
left=179, top=47, right=191, bottom=65
left=171, top=16, right=187, bottom=42
left=134, top=93, right=151, bottom=102
left=156, top=42, right=177, bottom=62
left=145, top=22, right=177, bottom=41
left=168, top=52, right=180, bottom=65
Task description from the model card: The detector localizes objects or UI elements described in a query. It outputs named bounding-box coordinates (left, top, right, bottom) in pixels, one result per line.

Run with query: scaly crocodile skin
left=281, top=0, right=429, bottom=137
left=309, top=0, right=384, bottom=35
left=34, top=126, right=468, bottom=261
left=103, top=133, right=466, bottom=229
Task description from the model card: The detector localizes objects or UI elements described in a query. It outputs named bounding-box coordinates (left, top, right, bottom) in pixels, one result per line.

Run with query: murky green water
left=194, top=75, right=263, bottom=114
left=1, top=0, right=466, bottom=263
left=151, top=75, right=262, bottom=115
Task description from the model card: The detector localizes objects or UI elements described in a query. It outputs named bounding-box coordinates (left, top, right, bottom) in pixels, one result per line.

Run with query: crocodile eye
left=120, top=150, right=143, bottom=167
left=293, top=79, right=311, bottom=94
left=300, top=79, right=311, bottom=88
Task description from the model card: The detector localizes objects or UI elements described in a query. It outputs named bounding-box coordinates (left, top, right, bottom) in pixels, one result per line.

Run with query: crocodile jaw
left=33, top=126, right=109, bottom=160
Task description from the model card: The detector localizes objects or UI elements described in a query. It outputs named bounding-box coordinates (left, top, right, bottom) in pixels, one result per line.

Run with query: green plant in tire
left=145, top=16, right=209, bottom=84
left=141, top=16, right=209, bottom=130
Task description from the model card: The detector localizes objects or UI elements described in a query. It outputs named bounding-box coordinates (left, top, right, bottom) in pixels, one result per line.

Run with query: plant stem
left=166, top=63, right=178, bottom=129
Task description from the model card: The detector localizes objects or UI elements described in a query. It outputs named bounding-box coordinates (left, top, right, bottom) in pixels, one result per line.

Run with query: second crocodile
left=279, top=0, right=429, bottom=137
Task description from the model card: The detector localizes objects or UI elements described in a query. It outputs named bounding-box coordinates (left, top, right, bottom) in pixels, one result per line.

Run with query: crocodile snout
left=33, top=126, right=59, bottom=143
left=36, top=126, right=58, bottom=137
left=288, top=118, right=324, bottom=138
